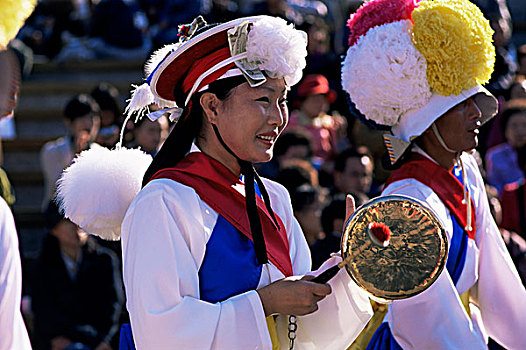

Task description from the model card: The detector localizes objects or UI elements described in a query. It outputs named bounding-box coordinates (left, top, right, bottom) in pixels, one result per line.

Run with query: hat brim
left=392, top=84, right=498, bottom=143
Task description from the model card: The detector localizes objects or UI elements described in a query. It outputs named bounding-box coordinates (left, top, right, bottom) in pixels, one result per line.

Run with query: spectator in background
left=332, top=147, right=374, bottom=200
left=87, top=0, right=151, bottom=60
left=40, top=94, right=100, bottom=209
left=287, top=74, right=346, bottom=164
left=91, top=83, right=122, bottom=149
left=275, top=158, right=319, bottom=193
left=255, top=128, right=313, bottom=179
left=499, top=145, right=526, bottom=239
left=486, top=184, right=526, bottom=285
left=311, top=195, right=345, bottom=269
left=124, top=114, right=169, bottom=156
left=518, top=44, right=526, bottom=77
left=30, top=201, right=123, bottom=350
left=147, top=0, right=210, bottom=48
left=289, top=183, right=326, bottom=247
left=473, top=0, right=517, bottom=99
left=310, top=193, right=369, bottom=269
left=509, top=75, right=526, bottom=99
left=485, top=99, right=526, bottom=193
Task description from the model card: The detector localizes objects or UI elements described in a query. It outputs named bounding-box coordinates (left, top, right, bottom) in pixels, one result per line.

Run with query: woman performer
left=341, top=0, right=526, bottom=348
left=59, top=15, right=373, bottom=349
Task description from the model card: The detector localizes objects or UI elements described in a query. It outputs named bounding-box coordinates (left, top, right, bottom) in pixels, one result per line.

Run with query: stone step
left=21, top=70, right=142, bottom=96
left=32, top=58, right=144, bottom=74
left=16, top=93, right=130, bottom=121
left=4, top=148, right=43, bottom=174
left=12, top=184, right=45, bottom=212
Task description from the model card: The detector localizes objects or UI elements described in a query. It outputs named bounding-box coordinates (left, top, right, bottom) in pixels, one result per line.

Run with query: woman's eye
left=256, top=97, right=270, bottom=103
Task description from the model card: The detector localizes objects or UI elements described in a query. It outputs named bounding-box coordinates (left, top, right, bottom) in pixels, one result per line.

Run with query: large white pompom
left=247, top=16, right=308, bottom=87
left=56, top=147, right=152, bottom=240
left=341, top=20, right=431, bottom=126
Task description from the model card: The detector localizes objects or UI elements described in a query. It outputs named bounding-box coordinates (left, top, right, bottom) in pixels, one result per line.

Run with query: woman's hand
left=257, top=276, right=332, bottom=316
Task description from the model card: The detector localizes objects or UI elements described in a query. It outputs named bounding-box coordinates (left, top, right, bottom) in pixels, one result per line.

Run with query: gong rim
left=341, top=195, right=448, bottom=301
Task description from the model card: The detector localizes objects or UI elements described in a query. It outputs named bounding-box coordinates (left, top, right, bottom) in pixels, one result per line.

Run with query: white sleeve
left=121, top=181, right=272, bottom=349
left=382, top=179, right=487, bottom=349
left=465, top=154, right=526, bottom=349
left=0, top=198, right=31, bottom=350
left=263, top=180, right=373, bottom=349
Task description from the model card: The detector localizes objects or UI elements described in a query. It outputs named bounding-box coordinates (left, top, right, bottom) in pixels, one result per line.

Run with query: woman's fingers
left=257, top=278, right=332, bottom=316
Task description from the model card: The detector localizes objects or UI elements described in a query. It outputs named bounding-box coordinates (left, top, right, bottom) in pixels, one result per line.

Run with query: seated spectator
left=40, top=94, right=100, bottom=209
left=485, top=99, right=526, bottom=193
left=87, top=0, right=151, bottom=60
left=332, top=147, right=375, bottom=199
left=124, top=114, right=169, bottom=156
left=286, top=74, right=346, bottom=163
left=91, top=83, right=122, bottom=149
left=30, top=201, right=123, bottom=350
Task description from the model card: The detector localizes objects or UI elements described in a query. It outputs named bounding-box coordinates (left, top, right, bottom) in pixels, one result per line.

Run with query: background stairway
left=4, top=59, right=143, bottom=260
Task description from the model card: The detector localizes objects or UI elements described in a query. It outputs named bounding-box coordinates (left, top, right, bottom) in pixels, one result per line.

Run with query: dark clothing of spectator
left=500, top=180, right=526, bottom=239
left=311, top=233, right=340, bottom=270
left=90, top=0, right=144, bottom=48
left=31, top=234, right=123, bottom=350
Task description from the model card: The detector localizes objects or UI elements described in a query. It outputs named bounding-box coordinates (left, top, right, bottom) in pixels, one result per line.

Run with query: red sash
left=384, top=153, right=476, bottom=239
left=150, top=152, right=293, bottom=277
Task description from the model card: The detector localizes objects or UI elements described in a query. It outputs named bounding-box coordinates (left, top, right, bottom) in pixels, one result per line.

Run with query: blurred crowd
left=1, top=0, right=526, bottom=349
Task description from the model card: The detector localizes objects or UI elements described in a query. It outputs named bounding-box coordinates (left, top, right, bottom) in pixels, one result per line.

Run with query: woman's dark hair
left=142, top=75, right=247, bottom=186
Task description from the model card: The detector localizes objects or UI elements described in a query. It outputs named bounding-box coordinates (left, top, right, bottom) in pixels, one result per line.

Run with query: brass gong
left=341, top=195, right=448, bottom=301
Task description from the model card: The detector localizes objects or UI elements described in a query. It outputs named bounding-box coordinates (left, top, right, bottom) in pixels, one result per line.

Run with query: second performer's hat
left=341, top=0, right=499, bottom=163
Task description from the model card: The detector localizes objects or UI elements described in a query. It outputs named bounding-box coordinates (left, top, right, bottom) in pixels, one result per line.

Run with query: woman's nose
left=269, top=102, right=286, bottom=127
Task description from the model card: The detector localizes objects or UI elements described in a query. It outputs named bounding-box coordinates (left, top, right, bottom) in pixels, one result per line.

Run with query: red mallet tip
left=367, top=222, right=391, bottom=247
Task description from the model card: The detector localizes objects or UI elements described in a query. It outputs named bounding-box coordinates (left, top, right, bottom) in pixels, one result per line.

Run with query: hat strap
left=211, top=124, right=282, bottom=266
left=184, top=52, right=248, bottom=107
left=431, top=123, right=457, bottom=154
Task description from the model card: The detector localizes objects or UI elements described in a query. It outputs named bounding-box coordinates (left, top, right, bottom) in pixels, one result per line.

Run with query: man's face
left=334, top=156, right=373, bottom=195
left=434, top=97, right=482, bottom=152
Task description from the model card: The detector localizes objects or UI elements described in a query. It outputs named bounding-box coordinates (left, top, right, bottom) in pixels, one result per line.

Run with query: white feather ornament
left=125, top=83, right=155, bottom=120
left=56, top=146, right=153, bottom=240
left=341, top=20, right=431, bottom=127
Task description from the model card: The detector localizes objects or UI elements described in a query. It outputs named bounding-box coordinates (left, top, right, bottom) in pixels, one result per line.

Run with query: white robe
left=121, top=151, right=372, bottom=349
left=382, top=150, right=526, bottom=349
left=0, top=198, right=32, bottom=350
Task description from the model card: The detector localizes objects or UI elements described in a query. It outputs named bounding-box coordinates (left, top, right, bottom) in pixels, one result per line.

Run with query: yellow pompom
left=412, top=0, right=495, bottom=96
left=0, top=0, right=37, bottom=49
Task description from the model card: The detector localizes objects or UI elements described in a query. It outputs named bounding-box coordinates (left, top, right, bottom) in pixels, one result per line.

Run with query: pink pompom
left=347, top=0, right=420, bottom=46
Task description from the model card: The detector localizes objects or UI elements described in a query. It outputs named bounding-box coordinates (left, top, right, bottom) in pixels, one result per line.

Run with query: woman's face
left=434, top=97, right=482, bottom=152
left=505, top=112, right=526, bottom=148
left=214, top=78, right=289, bottom=165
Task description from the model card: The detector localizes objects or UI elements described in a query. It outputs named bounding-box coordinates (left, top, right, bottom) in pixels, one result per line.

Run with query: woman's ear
left=200, top=92, right=220, bottom=123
